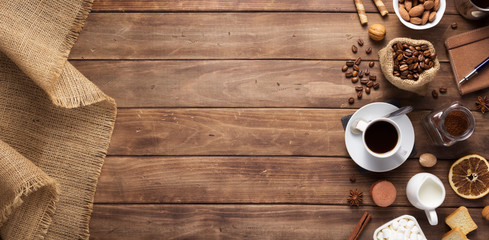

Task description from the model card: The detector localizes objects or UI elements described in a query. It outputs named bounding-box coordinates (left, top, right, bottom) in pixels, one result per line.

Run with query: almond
left=424, top=0, right=435, bottom=10
left=399, top=6, right=411, bottom=21
left=409, top=5, right=424, bottom=17
left=434, top=0, right=440, bottom=11
left=428, top=11, right=437, bottom=22
left=405, top=0, right=413, bottom=11
left=421, top=10, right=430, bottom=24
left=410, top=17, right=423, bottom=25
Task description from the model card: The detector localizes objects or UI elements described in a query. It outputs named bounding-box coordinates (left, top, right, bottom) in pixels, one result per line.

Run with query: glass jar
left=422, top=101, right=475, bottom=146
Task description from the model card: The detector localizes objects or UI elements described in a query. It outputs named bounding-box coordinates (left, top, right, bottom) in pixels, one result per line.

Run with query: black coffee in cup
left=365, top=120, right=398, bottom=154
left=472, top=0, right=489, bottom=8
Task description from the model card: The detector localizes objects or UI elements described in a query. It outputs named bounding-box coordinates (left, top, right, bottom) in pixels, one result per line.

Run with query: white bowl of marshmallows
left=374, top=215, right=427, bottom=240
left=393, top=0, right=446, bottom=30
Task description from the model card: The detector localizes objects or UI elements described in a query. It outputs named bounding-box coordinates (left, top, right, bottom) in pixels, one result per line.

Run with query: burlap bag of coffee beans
left=378, top=38, right=440, bottom=95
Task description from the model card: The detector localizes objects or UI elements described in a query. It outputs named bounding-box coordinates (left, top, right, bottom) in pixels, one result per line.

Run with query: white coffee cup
left=351, top=118, right=409, bottom=159
left=406, top=173, right=446, bottom=225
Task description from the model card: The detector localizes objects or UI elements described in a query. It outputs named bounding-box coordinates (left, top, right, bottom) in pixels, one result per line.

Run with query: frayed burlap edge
left=77, top=101, right=117, bottom=240
left=378, top=38, right=440, bottom=96
left=0, top=177, right=59, bottom=231
left=48, top=0, right=98, bottom=109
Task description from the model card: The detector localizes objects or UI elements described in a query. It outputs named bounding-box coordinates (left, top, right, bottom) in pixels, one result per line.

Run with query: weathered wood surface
left=108, top=108, right=489, bottom=158
left=82, top=0, right=489, bottom=239
left=72, top=60, right=489, bottom=109
left=96, top=156, right=489, bottom=208
left=70, top=13, right=488, bottom=61
left=89, top=205, right=488, bottom=240
left=91, top=0, right=459, bottom=14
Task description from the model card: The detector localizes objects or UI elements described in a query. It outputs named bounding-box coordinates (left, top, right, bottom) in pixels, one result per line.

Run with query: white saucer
left=345, top=102, right=415, bottom=172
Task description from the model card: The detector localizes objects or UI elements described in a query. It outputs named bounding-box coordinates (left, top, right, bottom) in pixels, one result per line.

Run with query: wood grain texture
left=72, top=60, right=489, bottom=109
left=95, top=156, right=489, bottom=208
left=70, top=13, right=487, bottom=61
left=90, top=204, right=488, bottom=240
left=91, top=0, right=459, bottom=14
left=108, top=108, right=489, bottom=158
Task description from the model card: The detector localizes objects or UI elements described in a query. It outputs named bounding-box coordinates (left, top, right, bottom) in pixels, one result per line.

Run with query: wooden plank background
left=76, top=0, right=489, bottom=239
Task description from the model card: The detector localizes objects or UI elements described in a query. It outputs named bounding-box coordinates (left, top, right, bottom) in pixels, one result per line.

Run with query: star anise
left=347, top=189, right=363, bottom=207
left=475, top=96, right=489, bottom=114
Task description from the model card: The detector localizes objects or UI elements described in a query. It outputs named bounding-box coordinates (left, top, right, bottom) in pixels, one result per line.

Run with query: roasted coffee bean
left=366, top=81, right=374, bottom=87
left=369, top=61, right=375, bottom=68
left=451, top=22, right=457, bottom=29
left=346, top=61, right=355, bottom=67
left=351, top=77, right=359, bottom=83
left=369, top=75, right=377, bottom=81
left=373, top=82, right=380, bottom=89
left=352, top=71, right=358, bottom=77
left=357, top=91, right=363, bottom=99
left=345, top=72, right=353, bottom=78
left=439, top=87, right=447, bottom=93
left=348, top=97, right=355, bottom=104
left=355, top=86, right=364, bottom=91
left=357, top=39, right=364, bottom=46
left=432, top=89, right=438, bottom=98
left=355, top=57, right=362, bottom=65
left=353, top=65, right=360, bottom=71
left=352, top=45, right=358, bottom=53
left=365, top=87, right=371, bottom=94
left=365, top=69, right=370, bottom=76
left=342, top=65, right=349, bottom=72
left=366, top=47, right=372, bottom=54
left=390, top=42, right=436, bottom=82
left=360, top=78, right=369, bottom=84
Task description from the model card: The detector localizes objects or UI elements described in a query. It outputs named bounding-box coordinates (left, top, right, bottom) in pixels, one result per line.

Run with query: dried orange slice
left=449, top=154, right=489, bottom=199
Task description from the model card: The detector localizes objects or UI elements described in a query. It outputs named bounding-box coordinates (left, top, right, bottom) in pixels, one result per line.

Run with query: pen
left=459, top=56, right=489, bottom=85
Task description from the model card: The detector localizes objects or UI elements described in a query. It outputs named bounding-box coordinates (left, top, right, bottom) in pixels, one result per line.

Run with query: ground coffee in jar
left=422, top=102, right=475, bottom=146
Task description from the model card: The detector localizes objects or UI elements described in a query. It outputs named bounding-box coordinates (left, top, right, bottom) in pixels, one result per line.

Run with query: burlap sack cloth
left=0, top=0, right=116, bottom=239
left=378, top=38, right=440, bottom=95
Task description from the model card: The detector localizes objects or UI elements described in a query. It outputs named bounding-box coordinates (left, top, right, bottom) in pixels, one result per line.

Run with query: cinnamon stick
left=354, top=0, right=368, bottom=25
left=372, top=0, right=389, bottom=16
left=347, top=211, right=371, bottom=240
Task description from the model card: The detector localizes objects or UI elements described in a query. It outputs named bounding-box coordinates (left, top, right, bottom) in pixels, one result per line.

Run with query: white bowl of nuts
left=393, top=0, right=446, bottom=30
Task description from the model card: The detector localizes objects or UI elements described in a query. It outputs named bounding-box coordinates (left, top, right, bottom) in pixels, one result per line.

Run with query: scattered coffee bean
left=366, top=47, right=372, bottom=54
left=345, top=72, right=353, bottom=78
left=355, top=86, right=364, bottom=91
left=342, top=65, right=348, bottom=72
left=348, top=97, right=355, bottom=104
left=359, top=70, right=364, bottom=78
left=346, top=60, right=355, bottom=67
left=366, top=81, right=374, bottom=88
left=365, top=87, right=371, bottom=94
left=373, top=82, right=380, bottom=89
left=352, top=71, right=358, bottom=77
left=352, top=77, right=359, bottom=83
left=432, top=89, right=438, bottom=98
left=360, top=78, right=369, bottom=84
left=355, top=57, right=362, bottom=65
left=369, top=75, right=377, bottom=81
left=357, top=39, right=364, bottom=46
left=439, top=87, right=447, bottom=94
left=369, top=61, right=375, bottom=68
left=353, top=65, right=360, bottom=71
left=451, top=22, right=457, bottom=29
left=357, top=91, right=363, bottom=99
left=352, top=45, right=358, bottom=53
left=365, top=69, right=370, bottom=76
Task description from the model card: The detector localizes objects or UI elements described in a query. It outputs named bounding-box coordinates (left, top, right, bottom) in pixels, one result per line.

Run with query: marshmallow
left=399, top=219, right=407, bottom=227
left=392, top=221, right=399, bottom=230
left=407, top=220, right=415, bottom=229
left=377, top=231, right=384, bottom=240
left=382, top=228, right=391, bottom=238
